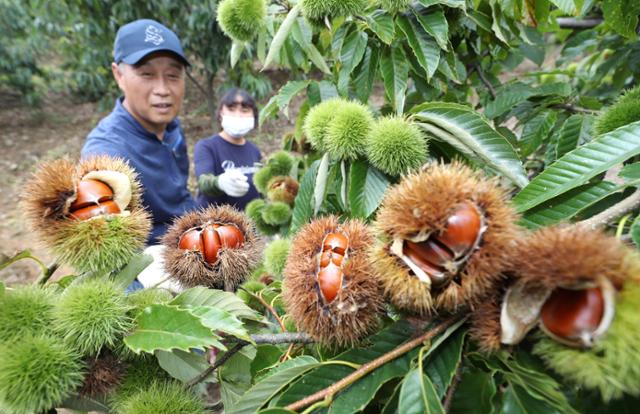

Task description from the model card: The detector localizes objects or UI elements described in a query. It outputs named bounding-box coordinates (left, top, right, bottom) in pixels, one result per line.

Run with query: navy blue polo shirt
left=194, top=134, right=261, bottom=210
left=81, top=97, right=197, bottom=244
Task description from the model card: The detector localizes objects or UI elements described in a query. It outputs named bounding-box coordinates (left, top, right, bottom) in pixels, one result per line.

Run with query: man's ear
left=111, top=62, right=125, bottom=90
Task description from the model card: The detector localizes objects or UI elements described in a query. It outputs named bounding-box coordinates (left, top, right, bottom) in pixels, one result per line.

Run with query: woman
left=194, top=88, right=262, bottom=210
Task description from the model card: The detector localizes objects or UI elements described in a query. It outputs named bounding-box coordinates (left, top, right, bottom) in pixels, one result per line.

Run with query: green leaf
left=631, top=214, right=640, bottom=248
left=263, top=3, right=301, bottom=70
left=519, top=181, right=620, bottom=229
left=259, top=409, right=296, bottom=414
left=276, top=80, right=311, bottom=119
left=227, top=356, right=320, bottom=414
left=397, top=15, right=440, bottom=81
left=500, top=385, right=562, bottom=414
left=231, top=41, right=244, bottom=68
left=290, top=159, right=320, bottom=234
left=519, top=111, right=557, bottom=158
left=417, top=0, right=466, bottom=9
left=425, top=329, right=465, bottom=398
left=124, top=304, right=224, bottom=354
left=548, top=0, right=577, bottom=14
left=414, top=10, right=449, bottom=51
left=291, top=20, right=331, bottom=74
left=277, top=320, right=416, bottom=407
left=399, top=368, right=445, bottom=414
left=113, top=253, right=152, bottom=289
left=348, top=159, right=390, bottom=219
left=512, top=121, right=640, bottom=212
left=156, top=349, right=212, bottom=382
left=314, top=153, right=331, bottom=216
left=308, top=80, right=339, bottom=105
left=189, top=306, right=252, bottom=343
left=353, top=47, right=380, bottom=103
left=412, top=102, right=529, bottom=188
left=380, top=45, right=409, bottom=115
left=60, top=395, right=111, bottom=412
left=366, top=10, right=395, bottom=45
left=170, top=287, right=261, bottom=321
left=484, top=82, right=535, bottom=119
left=0, top=282, right=4, bottom=297
left=449, top=368, right=497, bottom=414
left=619, top=162, right=640, bottom=181
left=338, top=30, right=368, bottom=94
left=602, top=0, right=640, bottom=39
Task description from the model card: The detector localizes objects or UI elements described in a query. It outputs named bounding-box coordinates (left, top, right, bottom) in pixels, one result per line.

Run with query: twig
left=443, top=359, right=464, bottom=412
left=578, top=190, right=640, bottom=230
left=556, top=17, right=603, bottom=30
left=239, top=287, right=287, bottom=332
left=242, top=332, right=315, bottom=345
left=285, top=315, right=462, bottom=412
left=186, top=70, right=209, bottom=99
left=186, top=342, right=245, bottom=388
left=551, top=103, right=600, bottom=114
left=36, top=261, right=59, bottom=285
left=475, top=65, right=496, bottom=99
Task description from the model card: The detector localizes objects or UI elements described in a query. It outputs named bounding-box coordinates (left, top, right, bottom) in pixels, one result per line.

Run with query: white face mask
left=222, top=115, right=255, bottom=138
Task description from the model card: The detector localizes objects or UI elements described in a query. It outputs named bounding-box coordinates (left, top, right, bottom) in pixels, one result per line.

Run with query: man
left=81, top=19, right=197, bottom=244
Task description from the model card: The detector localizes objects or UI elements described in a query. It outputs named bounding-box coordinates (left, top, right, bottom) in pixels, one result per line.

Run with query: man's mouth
left=152, top=103, right=172, bottom=109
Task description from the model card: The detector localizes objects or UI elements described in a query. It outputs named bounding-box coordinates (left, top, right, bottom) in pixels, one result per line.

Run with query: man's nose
left=153, top=77, right=170, bottom=96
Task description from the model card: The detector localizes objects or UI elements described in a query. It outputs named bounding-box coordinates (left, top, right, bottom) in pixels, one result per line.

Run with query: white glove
left=217, top=169, right=250, bottom=197
left=137, top=245, right=184, bottom=294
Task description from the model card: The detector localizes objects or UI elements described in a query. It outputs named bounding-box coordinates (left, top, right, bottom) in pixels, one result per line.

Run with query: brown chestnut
left=70, top=200, right=121, bottom=221
left=540, top=287, right=605, bottom=347
left=316, top=232, right=349, bottom=304
left=317, top=262, right=343, bottom=304
left=178, top=223, right=244, bottom=264
left=69, top=179, right=121, bottom=220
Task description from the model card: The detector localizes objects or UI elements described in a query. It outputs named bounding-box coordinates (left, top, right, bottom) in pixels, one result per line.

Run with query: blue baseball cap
left=113, top=19, right=190, bottom=66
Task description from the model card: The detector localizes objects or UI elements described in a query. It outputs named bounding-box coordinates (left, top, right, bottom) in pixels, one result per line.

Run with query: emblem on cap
left=144, top=25, right=164, bottom=45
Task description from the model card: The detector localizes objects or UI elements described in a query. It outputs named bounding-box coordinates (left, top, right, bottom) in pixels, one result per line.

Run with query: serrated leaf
left=519, top=181, right=620, bottom=229
left=366, top=10, right=395, bottom=44
left=397, top=15, right=440, bottom=81
left=170, top=287, right=261, bottom=321
left=414, top=9, right=449, bottom=51
left=425, top=329, right=465, bottom=398
left=353, top=47, right=380, bottom=103
left=412, top=102, right=529, bottom=188
left=399, top=369, right=445, bottom=414
left=348, top=159, right=390, bottom=219
left=263, top=3, right=301, bottom=70
left=276, top=80, right=311, bottom=119
left=125, top=304, right=224, bottom=354
left=500, top=385, right=563, bottom=414
left=290, top=159, right=320, bottom=234
left=227, top=356, right=320, bottom=414
left=291, top=20, right=331, bottom=74
left=519, top=111, right=557, bottom=158
left=277, top=320, right=415, bottom=407
left=338, top=30, right=368, bottom=95
left=190, top=306, right=252, bottom=343
left=602, top=0, right=640, bottom=39
left=549, top=0, right=577, bottom=14
left=631, top=214, right=640, bottom=248
left=417, top=0, right=466, bottom=9
left=156, top=349, right=212, bottom=382
left=314, top=153, right=330, bottom=216
left=380, top=45, right=409, bottom=115
left=260, top=95, right=280, bottom=125
left=513, top=121, right=640, bottom=212
left=449, top=368, right=497, bottom=414
left=113, top=253, right=153, bottom=289
left=485, top=82, right=535, bottom=119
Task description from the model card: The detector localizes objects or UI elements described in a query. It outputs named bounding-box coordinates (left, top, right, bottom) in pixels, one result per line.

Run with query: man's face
left=112, top=52, right=185, bottom=136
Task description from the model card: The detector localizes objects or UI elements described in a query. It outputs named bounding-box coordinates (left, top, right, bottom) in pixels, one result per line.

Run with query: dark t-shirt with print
left=194, top=134, right=262, bottom=210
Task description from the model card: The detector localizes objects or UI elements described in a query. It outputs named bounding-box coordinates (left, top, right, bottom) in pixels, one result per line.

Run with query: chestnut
left=69, top=179, right=121, bottom=220
left=396, top=201, right=484, bottom=289
left=177, top=223, right=244, bottom=264
left=540, top=283, right=615, bottom=348
left=316, top=232, right=349, bottom=304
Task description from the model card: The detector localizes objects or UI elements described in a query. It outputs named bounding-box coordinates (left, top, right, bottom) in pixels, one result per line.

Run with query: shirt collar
left=114, top=97, right=180, bottom=139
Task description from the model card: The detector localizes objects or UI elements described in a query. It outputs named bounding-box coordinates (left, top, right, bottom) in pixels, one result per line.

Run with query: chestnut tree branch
left=578, top=190, right=640, bottom=230
left=186, top=342, right=245, bottom=388
left=551, top=103, right=600, bottom=114
left=285, top=315, right=463, bottom=412
left=475, top=65, right=496, bottom=99
left=239, top=287, right=287, bottom=332
left=556, top=17, right=603, bottom=29
left=443, top=359, right=464, bottom=412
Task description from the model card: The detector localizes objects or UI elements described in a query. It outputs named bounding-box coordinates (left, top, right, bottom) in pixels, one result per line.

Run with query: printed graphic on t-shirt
left=222, top=160, right=260, bottom=175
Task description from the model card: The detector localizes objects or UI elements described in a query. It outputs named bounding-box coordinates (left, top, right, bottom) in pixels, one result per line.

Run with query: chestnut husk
left=162, top=205, right=264, bottom=291
left=21, top=155, right=151, bottom=273
left=370, top=162, right=520, bottom=315
left=283, top=216, right=383, bottom=347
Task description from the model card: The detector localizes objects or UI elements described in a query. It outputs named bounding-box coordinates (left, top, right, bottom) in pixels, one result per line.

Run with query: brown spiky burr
left=162, top=205, right=264, bottom=291
left=267, top=176, right=299, bottom=205
left=21, top=156, right=151, bottom=274
left=79, top=352, right=126, bottom=397
left=282, top=216, right=383, bottom=347
left=370, top=162, right=521, bottom=315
